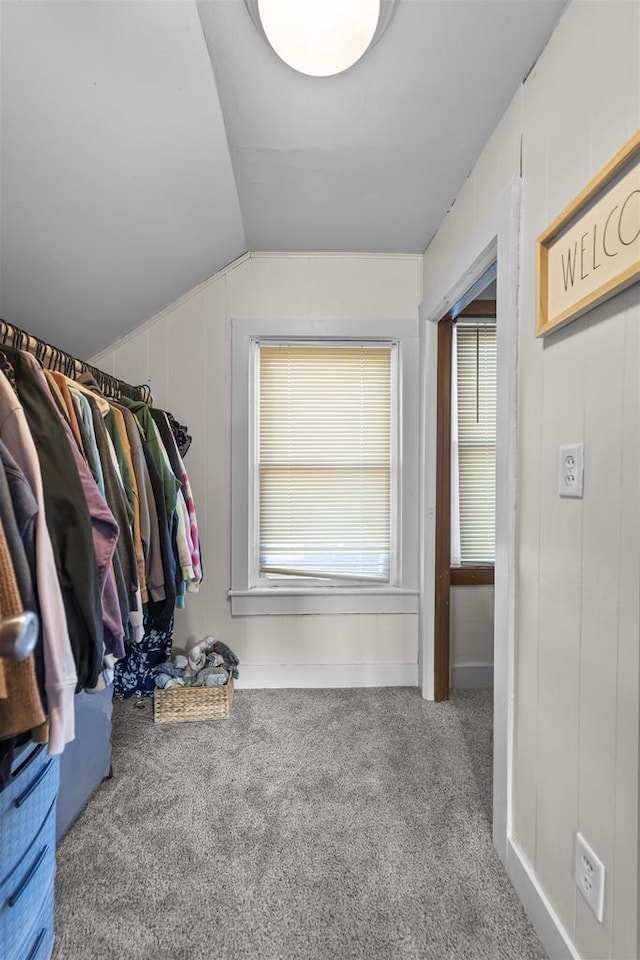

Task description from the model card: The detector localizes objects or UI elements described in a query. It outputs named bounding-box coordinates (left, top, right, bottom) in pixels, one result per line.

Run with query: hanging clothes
left=0, top=441, right=44, bottom=691
left=151, top=409, right=202, bottom=590
left=0, top=336, right=203, bottom=744
left=0, top=362, right=77, bottom=754
left=113, top=607, right=174, bottom=698
left=0, top=507, right=45, bottom=741
left=112, top=405, right=180, bottom=698
left=1, top=346, right=112, bottom=690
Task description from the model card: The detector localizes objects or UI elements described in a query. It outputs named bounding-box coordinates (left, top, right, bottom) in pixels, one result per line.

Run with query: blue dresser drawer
left=17, top=885, right=54, bottom=960
left=1, top=747, right=59, bottom=884
left=0, top=799, right=56, bottom=960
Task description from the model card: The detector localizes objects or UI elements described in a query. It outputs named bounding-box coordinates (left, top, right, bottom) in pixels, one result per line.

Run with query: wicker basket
left=153, top=674, right=234, bottom=724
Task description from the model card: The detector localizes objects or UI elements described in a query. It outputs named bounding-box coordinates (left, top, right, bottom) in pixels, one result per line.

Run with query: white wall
left=450, top=586, right=494, bottom=683
left=423, top=2, right=639, bottom=958
left=92, top=253, right=423, bottom=684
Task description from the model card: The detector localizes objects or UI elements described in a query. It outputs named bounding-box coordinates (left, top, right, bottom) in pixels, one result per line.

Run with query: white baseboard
left=234, top=662, right=419, bottom=689
left=450, top=662, right=494, bottom=688
left=507, top=838, right=579, bottom=960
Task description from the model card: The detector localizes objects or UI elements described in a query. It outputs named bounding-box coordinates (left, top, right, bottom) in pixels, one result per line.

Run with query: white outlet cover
left=559, top=443, right=584, bottom=498
left=575, top=832, right=605, bottom=923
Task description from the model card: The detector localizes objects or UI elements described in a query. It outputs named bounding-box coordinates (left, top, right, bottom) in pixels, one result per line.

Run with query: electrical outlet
left=575, top=832, right=605, bottom=922
left=559, top=443, right=584, bottom=498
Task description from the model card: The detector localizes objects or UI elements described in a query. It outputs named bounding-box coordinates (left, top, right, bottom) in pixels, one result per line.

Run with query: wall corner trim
left=507, top=839, right=579, bottom=960
left=248, top=251, right=424, bottom=261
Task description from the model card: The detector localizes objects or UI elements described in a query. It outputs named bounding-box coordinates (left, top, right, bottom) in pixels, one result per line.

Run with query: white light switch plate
left=559, top=443, right=584, bottom=498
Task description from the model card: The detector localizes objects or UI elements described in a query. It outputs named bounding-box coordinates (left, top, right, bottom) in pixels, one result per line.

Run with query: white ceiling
left=0, top=0, right=567, bottom=357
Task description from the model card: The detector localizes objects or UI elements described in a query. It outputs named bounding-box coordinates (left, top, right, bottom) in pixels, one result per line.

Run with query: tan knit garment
left=0, top=516, right=46, bottom=739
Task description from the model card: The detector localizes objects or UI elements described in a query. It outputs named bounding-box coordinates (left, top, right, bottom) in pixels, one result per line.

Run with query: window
left=231, top=318, right=419, bottom=615
left=451, top=320, right=496, bottom=566
left=258, top=344, right=393, bottom=583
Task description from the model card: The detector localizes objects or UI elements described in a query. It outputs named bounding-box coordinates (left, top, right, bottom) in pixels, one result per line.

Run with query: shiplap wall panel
left=612, top=292, right=640, bottom=960
left=201, top=277, right=229, bottom=624
left=535, top=322, right=585, bottom=935
left=422, top=1, right=639, bottom=955
left=112, top=336, right=150, bottom=395
left=587, top=0, right=639, bottom=170
left=511, top=76, right=548, bottom=863
left=575, top=303, right=626, bottom=960
left=146, top=314, right=169, bottom=411
left=226, top=255, right=310, bottom=320
left=513, top=238, right=542, bottom=865
left=91, top=254, right=425, bottom=673
left=543, top=12, right=593, bottom=224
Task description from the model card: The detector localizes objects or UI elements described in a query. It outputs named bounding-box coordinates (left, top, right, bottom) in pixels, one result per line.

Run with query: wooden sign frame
left=537, top=131, right=640, bottom=337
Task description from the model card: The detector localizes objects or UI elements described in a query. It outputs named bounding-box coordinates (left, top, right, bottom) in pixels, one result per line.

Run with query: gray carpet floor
left=54, top=688, right=546, bottom=960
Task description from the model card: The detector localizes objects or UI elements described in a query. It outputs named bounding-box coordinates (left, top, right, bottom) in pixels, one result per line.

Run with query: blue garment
left=113, top=605, right=174, bottom=698
left=155, top=674, right=184, bottom=689
left=203, top=671, right=228, bottom=687
left=155, top=661, right=185, bottom=678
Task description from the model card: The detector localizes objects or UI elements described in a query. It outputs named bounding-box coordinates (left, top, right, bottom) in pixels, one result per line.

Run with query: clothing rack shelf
left=0, top=320, right=152, bottom=405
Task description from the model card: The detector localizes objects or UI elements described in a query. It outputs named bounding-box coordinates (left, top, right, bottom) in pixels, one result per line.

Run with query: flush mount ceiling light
left=245, top=0, right=397, bottom=77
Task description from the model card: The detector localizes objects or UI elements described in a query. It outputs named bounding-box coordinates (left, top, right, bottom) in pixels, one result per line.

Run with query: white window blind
left=454, top=323, right=496, bottom=564
left=257, top=344, right=393, bottom=582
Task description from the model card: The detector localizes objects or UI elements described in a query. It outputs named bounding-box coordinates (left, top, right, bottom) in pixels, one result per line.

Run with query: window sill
left=450, top=566, right=495, bottom=586
left=228, top=587, right=419, bottom=616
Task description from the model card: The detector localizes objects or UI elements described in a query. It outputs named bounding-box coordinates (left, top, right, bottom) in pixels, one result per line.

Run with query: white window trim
left=230, top=318, right=419, bottom=615
left=250, top=338, right=399, bottom=589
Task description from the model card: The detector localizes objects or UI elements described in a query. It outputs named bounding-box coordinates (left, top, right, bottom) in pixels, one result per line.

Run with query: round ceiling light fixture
left=252, top=0, right=382, bottom=77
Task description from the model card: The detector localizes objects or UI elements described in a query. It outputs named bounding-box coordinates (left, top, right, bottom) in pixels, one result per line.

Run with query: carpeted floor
left=54, top=688, right=546, bottom=960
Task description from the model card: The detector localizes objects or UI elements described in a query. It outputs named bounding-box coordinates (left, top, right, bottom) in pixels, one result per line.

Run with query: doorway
left=434, top=267, right=497, bottom=702
left=418, top=179, right=521, bottom=866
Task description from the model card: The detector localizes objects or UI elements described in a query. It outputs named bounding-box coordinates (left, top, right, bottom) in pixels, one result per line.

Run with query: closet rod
left=0, top=319, right=152, bottom=404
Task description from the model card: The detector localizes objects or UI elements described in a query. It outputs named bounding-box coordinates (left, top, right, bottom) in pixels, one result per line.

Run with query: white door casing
left=419, top=178, right=521, bottom=866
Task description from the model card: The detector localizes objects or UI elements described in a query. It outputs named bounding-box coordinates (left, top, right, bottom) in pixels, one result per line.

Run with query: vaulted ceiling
left=0, top=0, right=567, bottom=356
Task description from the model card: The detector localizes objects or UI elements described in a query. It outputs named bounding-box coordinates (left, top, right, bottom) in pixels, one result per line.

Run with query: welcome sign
left=537, top=132, right=640, bottom=337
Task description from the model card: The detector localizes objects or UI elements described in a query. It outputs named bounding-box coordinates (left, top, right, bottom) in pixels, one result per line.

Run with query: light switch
left=559, top=443, right=584, bottom=498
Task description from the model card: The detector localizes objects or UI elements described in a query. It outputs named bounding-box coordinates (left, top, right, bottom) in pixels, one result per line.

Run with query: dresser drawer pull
left=14, top=760, right=53, bottom=808
left=11, top=743, right=45, bottom=783
left=7, top=845, right=49, bottom=907
left=25, top=926, right=46, bottom=960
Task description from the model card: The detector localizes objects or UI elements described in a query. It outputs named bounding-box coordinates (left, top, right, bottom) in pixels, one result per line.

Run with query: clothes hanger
left=35, top=338, right=47, bottom=364
left=109, top=374, right=122, bottom=400
left=55, top=346, right=65, bottom=374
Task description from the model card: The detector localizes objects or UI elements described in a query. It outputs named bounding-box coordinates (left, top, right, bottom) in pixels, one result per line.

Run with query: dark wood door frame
left=433, top=300, right=497, bottom=701
left=434, top=315, right=452, bottom=701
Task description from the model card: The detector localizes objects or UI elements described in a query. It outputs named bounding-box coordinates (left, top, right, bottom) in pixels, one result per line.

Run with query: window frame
left=230, top=318, right=419, bottom=616
left=251, top=338, right=398, bottom=589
